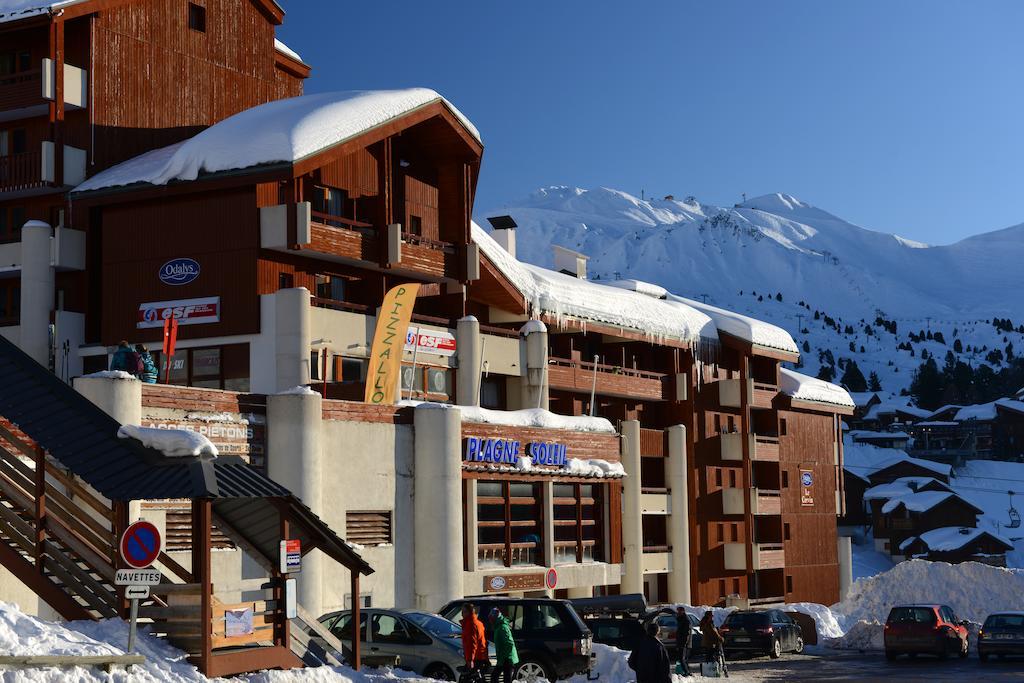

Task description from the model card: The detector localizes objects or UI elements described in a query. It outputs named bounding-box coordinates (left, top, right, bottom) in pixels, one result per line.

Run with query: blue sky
left=278, top=1, right=1024, bottom=244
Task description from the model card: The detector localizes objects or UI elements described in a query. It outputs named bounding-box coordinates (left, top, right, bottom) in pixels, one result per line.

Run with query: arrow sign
left=120, top=521, right=162, bottom=569
left=125, top=585, right=150, bottom=600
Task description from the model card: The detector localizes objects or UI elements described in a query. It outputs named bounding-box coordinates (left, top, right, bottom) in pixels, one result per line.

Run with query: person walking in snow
left=460, top=603, right=489, bottom=676
left=700, top=610, right=728, bottom=676
left=135, top=344, right=158, bottom=383
left=675, top=606, right=693, bottom=676
left=109, top=340, right=138, bottom=375
left=627, top=622, right=672, bottom=683
left=488, top=607, right=518, bottom=683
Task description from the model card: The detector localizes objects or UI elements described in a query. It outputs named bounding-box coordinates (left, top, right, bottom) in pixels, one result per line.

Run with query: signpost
left=162, top=317, right=179, bottom=384
left=280, top=539, right=301, bottom=573
left=119, top=521, right=162, bottom=653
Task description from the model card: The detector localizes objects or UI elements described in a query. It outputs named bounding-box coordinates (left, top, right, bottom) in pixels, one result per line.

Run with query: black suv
left=439, top=597, right=595, bottom=681
left=570, top=594, right=705, bottom=661
left=720, top=609, right=803, bottom=659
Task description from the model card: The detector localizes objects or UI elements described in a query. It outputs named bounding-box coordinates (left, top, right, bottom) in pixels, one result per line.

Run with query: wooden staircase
left=0, top=418, right=348, bottom=671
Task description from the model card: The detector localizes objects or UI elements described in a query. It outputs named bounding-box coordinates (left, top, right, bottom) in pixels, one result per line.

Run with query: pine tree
left=868, top=372, right=882, bottom=392
left=816, top=365, right=835, bottom=382
left=802, top=340, right=810, bottom=353
left=953, top=338, right=963, bottom=353
left=910, top=357, right=944, bottom=410
left=840, top=360, right=868, bottom=392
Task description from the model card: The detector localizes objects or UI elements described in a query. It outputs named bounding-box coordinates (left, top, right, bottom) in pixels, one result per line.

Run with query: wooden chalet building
left=899, top=527, right=1013, bottom=566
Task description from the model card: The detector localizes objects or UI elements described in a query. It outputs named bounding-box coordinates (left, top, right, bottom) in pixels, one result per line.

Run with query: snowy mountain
left=478, top=187, right=1024, bottom=395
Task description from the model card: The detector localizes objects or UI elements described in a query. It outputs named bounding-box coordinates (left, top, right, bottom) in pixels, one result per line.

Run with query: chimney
left=487, top=215, right=517, bottom=258
left=552, top=244, right=589, bottom=280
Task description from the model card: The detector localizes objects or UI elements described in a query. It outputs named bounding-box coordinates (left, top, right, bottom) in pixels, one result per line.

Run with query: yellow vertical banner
left=364, top=283, right=420, bottom=404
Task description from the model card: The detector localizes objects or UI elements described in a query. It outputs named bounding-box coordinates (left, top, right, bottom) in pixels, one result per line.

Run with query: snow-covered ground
left=479, top=186, right=1024, bottom=395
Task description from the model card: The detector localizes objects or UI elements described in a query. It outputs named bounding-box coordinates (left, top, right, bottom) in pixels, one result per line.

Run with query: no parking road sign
left=120, top=520, right=162, bottom=569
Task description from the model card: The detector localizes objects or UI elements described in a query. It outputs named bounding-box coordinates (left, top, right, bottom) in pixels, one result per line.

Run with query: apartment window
left=408, top=215, right=423, bottom=236
left=401, top=364, right=452, bottom=401
left=553, top=483, right=604, bottom=564
left=728, top=470, right=737, bottom=488
left=786, top=575, right=794, bottom=593
left=0, top=206, right=26, bottom=241
left=334, top=356, right=367, bottom=384
left=730, top=524, right=739, bottom=542
left=0, top=50, right=31, bottom=76
left=346, top=511, right=392, bottom=546
left=312, top=185, right=348, bottom=223
left=713, top=414, right=721, bottom=434
left=780, top=418, right=788, bottom=436
left=157, top=344, right=248, bottom=390
left=716, top=523, right=725, bottom=543
left=727, top=416, right=736, bottom=432
left=784, top=523, right=791, bottom=541
left=188, top=3, right=206, bottom=32
left=315, top=274, right=346, bottom=302
left=718, top=579, right=726, bottom=598
left=279, top=272, right=294, bottom=289
left=480, top=376, right=507, bottom=410
left=0, top=281, right=20, bottom=322
left=782, top=470, right=789, bottom=488
left=477, top=481, right=542, bottom=568
left=0, top=128, right=27, bottom=156
left=732, top=578, right=740, bottom=594
left=311, top=350, right=323, bottom=381
left=714, top=468, right=723, bottom=487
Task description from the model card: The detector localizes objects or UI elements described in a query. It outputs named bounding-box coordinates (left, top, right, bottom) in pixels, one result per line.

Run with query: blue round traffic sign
left=120, top=521, right=162, bottom=569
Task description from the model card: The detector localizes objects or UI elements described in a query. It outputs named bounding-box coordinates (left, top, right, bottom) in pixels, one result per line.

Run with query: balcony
left=718, top=432, right=744, bottom=461
left=752, top=381, right=778, bottom=409
left=0, top=69, right=44, bottom=118
left=755, top=543, right=785, bottom=570
left=0, top=151, right=45, bottom=193
left=548, top=357, right=667, bottom=401
left=400, top=231, right=458, bottom=280
left=723, top=542, right=747, bottom=571
left=640, top=489, right=671, bottom=515
left=641, top=546, right=672, bottom=574
left=722, top=488, right=745, bottom=516
left=717, top=378, right=742, bottom=408
left=752, top=434, right=779, bottom=461
left=751, top=489, right=782, bottom=516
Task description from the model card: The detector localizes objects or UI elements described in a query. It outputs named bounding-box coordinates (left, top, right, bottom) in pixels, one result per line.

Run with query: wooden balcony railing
left=0, top=151, right=45, bottom=193
left=400, top=232, right=456, bottom=279
left=547, top=357, right=667, bottom=401
left=401, top=231, right=455, bottom=253
left=752, top=434, right=780, bottom=461
left=753, top=489, right=782, bottom=516
left=756, top=543, right=785, bottom=570
left=0, top=69, right=42, bottom=112
left=640, top=427, right=665, bottom=457
left=310, top=297, right=370, bottom=315
left=642, top=544, right=673, bottom=553
left=309, top=212, right=378, bottom=263
left=752, top=381, right=778, bottom=409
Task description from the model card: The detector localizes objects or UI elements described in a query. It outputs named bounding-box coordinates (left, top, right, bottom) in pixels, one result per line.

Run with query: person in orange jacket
left=461, top=603, right=489, bottom=672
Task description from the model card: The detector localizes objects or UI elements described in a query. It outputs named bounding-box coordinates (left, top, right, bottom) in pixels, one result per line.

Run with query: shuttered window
left=346, top=511, right=392, bottom=546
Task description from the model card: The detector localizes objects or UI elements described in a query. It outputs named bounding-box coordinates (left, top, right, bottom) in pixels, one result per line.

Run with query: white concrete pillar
left=519, top=320, right=549, bottom=410
left=19, top=220, right=53, bottom=367
left=73, top=375, right=142, bottom=426
left=413, top=404, right=463, bottom=610
left=274, top=287, right=311, bottom=392
left=267, top=392, right=324, bottom=617
left=456, top=316, right=482, bottom=407
left=837, top=535, right=853, bottom=601
left=621, top=420, right=644, bottom=595
left=666, top=425, right=691, bottom=605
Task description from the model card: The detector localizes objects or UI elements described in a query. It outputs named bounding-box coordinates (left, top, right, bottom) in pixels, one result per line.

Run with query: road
left=697, top=651, right=1024, bottom=681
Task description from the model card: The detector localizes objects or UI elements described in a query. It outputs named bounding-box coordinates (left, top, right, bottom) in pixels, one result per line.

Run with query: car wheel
left=768, top=637, right=782, bottom=659
left=515, top=660, right=552, bottom=683
left=424, top=663, right=455, bottom=681
left=885, top=650, right=897, bottom=662
left=793, top=636, right=804, bottom=654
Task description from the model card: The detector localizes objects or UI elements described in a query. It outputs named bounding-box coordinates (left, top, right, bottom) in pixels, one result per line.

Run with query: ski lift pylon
left=1008, top=491, right=1020, bottom=529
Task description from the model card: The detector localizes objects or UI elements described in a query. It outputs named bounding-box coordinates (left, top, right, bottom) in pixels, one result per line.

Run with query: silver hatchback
left=319, top=608, right=497, bottom=681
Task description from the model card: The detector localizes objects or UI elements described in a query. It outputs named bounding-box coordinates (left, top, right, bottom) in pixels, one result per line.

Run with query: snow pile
left=827, top=619, right=885, bottom=652
left=82, top=370, right=137, bottom=381
left=117, top=424, right=219, bottom=459
left=278, top=385, right=318, bottom=396
left=779, top=367, right=855, bottom=408
left=456, top=404, right=617, bottom=434
left=564, top=458, right=626, bottom=478
left=75, top=89, right=479, bottom=193
left=605, top=278, right=669, bottom=299
left=472, top=223, right=717, bottom=345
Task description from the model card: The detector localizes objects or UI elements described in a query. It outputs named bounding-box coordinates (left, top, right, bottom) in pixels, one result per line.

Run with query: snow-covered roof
left=73, top=89, right=480, bottom=194
left=848, top=391, right=880, bottom=408
left=914, top=420, right=959, bottom=427
left=117, top=424, right=218, bottom=459
left=472, top=223, right=717, bottom=345
left=667, top=294, right=800, bottom=355
left=955, top=401, right=999, bottom=422
left=863, top=477, right=950, bottom=501
left=849, top=430, right=909, bottom=440
left=906, top=527, right=1012, bottom=553
left=779, top=368, right=855, bottom=409
left=457, top=405, right=617, bottom=434
left=863, top=402, right=930, bottom=421
left=274, top=38, right=305, bottom=64
left=870, top=455, right=952, bottom=478
left=925, top=404, right=962, bottom=420
left=0, top=0, right=81, bottom=24
left=881, top=490, right=980, bottom=515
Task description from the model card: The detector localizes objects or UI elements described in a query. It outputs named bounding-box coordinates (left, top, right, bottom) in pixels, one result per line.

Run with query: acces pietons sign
left=159, top=258, right=201, bottom=286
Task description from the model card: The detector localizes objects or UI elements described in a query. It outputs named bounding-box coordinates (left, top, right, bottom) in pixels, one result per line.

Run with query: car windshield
left=985, top=614, right=1024, bottom=630
left=725, top=612, right=770, bottom=627
left=888, top=607, right=936, bottom=624
left=405, top=612, right=462, bottom=638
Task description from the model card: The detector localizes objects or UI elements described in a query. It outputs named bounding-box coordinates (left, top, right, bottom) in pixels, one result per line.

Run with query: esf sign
left=137, top=296, right=220, bottom=329
left=159, top=258, right=201, bottom=286
left=405, top=327, right=456, bottom=357
left=464, top=436, right=569, bottom=469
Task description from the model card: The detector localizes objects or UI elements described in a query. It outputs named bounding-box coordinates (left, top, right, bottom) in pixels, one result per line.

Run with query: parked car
left=318, top=608, right=495, bottom=680
left=569, top=594, right=704, bottom=661
left=883, top=604, right=969, bottom=661
left=440, top=597, right=594, bottom=681
left=720, top=609, right=803, bottom=659
left=978, top=611, right=1024, bottom=661
left=651, top=610, right=707, bottom=660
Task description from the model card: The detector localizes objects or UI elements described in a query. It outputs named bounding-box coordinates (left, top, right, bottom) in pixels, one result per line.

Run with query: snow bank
left=81, top=370, right=137, bottom=381
left=117, top=424, right=218, bottom=459
left=278, top=385, right=318, bottom=396
left=779, top=367, right=855, bottom=409
left=420, top=402, right=617, bottom=434
left=75, top=89, right=480, bottom=193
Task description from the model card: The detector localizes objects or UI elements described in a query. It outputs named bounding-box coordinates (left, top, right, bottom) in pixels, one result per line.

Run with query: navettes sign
left=464, top=436, right=569, bottom=469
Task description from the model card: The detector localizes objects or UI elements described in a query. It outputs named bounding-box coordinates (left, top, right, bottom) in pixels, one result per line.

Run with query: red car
left=884, top=604, right=969, bottom=660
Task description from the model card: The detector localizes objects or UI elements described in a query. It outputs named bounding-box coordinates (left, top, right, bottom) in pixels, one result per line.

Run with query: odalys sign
left=364, top=284, right=420, bottom=404
left=464, top=436, right=569, bottom=469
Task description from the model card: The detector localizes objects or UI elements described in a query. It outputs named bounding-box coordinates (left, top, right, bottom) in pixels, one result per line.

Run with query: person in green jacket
left=488, top=607, right=519, bottom=683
